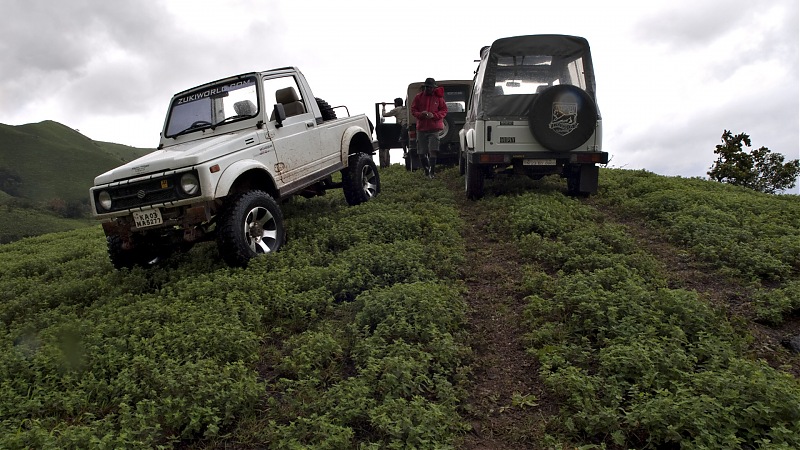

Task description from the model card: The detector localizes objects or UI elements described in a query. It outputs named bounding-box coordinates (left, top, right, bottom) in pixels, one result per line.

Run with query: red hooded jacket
left=411, top=86, right=448, bottom=132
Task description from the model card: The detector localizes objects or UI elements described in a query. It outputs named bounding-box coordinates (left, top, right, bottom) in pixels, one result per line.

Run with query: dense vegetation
left=501, top=170, right=800, bottom=447
left=1, top=166, right=798, bottom=448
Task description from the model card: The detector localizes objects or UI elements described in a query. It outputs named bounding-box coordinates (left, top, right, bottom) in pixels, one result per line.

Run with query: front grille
left=94, top=171, right=200, bottom=214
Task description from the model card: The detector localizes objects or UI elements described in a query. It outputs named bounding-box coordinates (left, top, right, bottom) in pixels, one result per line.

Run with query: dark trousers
left=379, top=148, right=390, bottom=168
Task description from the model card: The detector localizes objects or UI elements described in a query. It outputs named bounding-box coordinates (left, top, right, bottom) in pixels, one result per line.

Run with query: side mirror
left=273, top=103, right=287, bottom=128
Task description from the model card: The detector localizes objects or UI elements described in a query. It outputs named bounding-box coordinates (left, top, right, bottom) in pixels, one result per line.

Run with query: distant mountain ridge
left=0, top=120, right=153, bottom=203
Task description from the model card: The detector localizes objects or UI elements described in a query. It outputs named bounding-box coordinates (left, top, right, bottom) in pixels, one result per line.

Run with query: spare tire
left=315, top=97, right=337, bottom=121
left=528, top=85, right=597, bottom=152
left=437, top=116, right=451, bottom=141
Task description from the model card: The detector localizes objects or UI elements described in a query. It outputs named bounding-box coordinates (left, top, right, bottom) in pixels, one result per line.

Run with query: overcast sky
left=1, top=0, right=798, bottom=190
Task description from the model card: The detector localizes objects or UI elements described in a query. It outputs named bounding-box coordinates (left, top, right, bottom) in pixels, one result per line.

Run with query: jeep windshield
left=474, top=35, right=596, bottom=119
left=165, top=75, right=259, bottom=138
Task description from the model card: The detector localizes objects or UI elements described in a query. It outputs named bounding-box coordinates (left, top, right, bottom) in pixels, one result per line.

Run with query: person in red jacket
left=411, top=77, right=448, bottom=178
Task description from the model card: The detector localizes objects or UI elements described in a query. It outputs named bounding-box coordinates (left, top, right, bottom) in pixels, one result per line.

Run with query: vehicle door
left=374, top=102, right=403, bottom=150
left=262, top=75, right=323, bottom=186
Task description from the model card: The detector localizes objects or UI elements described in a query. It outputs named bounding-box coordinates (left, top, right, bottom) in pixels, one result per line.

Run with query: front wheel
left=107, top=234, right=166, bottom=270
left=342, top=153, right=380, bottom=206
left=216, top=191, right=285, bottom=267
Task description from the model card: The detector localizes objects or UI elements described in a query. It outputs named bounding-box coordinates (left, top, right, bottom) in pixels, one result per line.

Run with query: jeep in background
left=90, top=67, right=379, bottom=269
left=406, top=80, right=473, bottom=168
left=459, top=35, right=607, bottom=199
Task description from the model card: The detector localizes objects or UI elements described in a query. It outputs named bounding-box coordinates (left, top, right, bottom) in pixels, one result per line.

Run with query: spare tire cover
left=528, top=85, right=597, bottom=152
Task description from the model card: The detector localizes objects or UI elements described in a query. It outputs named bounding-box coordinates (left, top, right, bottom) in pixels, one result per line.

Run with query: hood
left=93, top=132, right=252, bottom=185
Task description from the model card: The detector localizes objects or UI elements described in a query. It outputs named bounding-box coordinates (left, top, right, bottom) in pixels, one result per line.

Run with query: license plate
left=133, top=209, right=163, bottom=228
left=524, top=159, right=557, bottom=166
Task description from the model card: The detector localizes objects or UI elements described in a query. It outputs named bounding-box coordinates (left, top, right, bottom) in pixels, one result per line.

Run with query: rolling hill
left=0, top=120, right=154, bottom=242
left=0, top=120, right=152, bottom=204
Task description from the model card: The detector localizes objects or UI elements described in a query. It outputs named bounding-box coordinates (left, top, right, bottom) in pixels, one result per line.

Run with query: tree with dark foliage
left=708, top=130, right=800, bottom=194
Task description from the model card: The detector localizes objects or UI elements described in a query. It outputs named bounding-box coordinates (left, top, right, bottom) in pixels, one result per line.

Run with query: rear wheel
left=342, top=153, right=380, bottom=206
left=565, top=164, right=599, bottom=197
left=465, top=157, right=484, bottom=200
left=216, top=191, right=285, bottom=267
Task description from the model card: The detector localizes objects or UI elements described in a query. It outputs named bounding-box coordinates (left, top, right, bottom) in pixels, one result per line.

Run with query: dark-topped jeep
left=459, top=34, right=607, bottom=198
left=406, top=79, right=473, bottom=168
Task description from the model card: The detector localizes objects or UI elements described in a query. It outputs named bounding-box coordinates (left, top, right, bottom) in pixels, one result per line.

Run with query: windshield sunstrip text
left=176, top=79, right=255, bottom=105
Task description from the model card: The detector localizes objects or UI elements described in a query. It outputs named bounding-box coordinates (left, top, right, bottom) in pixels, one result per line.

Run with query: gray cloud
left=634, top=0, right=756, bottom=47
left=1, top=0, right=286, bottom=119
left=1, top=0, right=796, bottom=193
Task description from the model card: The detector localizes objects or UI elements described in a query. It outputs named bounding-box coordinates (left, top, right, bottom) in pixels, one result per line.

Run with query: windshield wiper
left=212, top=115, right=247, bottom=129
left=171, top=120, right=213, bottom=139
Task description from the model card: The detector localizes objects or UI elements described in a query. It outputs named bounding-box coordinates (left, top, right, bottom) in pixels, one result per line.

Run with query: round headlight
left=180, top=173, right=200, bottom=196
left=98, top=191, right=112, bottom=210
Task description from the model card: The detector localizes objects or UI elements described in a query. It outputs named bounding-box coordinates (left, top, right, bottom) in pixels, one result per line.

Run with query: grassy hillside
left=0, top=121, right=152, bottom=204
left=0, top=166, right=798, bottom=448
left=0, top=202, right=93, bottom=244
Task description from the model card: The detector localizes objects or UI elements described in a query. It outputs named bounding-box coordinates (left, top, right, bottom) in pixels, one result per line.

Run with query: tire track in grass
left=585, top=196, right=800, bottom=377
left=439, top=170, right=558, bottom=449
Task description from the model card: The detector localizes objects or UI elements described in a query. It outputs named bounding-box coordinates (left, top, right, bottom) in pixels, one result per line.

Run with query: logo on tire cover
left=549, top=102, right=578, bottom=136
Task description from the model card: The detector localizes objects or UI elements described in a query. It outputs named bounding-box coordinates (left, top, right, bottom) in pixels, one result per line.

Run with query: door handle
left=306, top=121, right=314, bottom=128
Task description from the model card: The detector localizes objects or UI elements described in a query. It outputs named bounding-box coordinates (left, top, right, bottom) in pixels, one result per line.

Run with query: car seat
left=275, top=87, right=306, bottom=117
left=233, top=100, right=257, bottom=116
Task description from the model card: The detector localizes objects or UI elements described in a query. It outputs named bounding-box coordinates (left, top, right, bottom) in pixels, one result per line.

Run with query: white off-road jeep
left=90, top=67, right=379, bottom=269
left=459, top=35, right=607, bottom=198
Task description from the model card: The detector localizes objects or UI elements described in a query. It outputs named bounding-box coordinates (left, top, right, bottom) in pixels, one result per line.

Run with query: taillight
left=574, top=153, right=607, bottom=163
left=479, top=154, right=507, bottom=164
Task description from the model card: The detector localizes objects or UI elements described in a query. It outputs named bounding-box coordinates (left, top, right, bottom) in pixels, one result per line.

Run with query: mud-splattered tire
left=108, top=235, right=137, bottom=269
left=342, top=153, right=380, bottom=206
left=107, top=235, right=162, bottom=270
left=216, top=190, right=285, bottom=267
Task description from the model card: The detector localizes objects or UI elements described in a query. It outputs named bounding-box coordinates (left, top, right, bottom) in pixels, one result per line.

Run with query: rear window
left=492, top=54, right=586, bottom=95
left=443, top=85, right=469, bottom=113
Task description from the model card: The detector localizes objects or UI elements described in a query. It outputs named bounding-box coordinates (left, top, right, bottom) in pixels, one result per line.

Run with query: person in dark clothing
left=381, top=97, right=408, bottom=168
left=411, top=78, right=448, bottom=178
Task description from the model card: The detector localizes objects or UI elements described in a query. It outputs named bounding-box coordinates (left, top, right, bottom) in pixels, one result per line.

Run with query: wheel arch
left=341, top=126, right=375, bottom=161
left=215, top=161, right=278, bottom=199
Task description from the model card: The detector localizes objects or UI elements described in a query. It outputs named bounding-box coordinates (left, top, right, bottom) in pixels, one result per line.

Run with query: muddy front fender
left=214, top=159, right=277, bottom=198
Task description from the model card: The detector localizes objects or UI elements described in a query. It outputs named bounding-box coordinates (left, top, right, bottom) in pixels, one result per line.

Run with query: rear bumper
left=466, top=150, right=608, bottom=165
